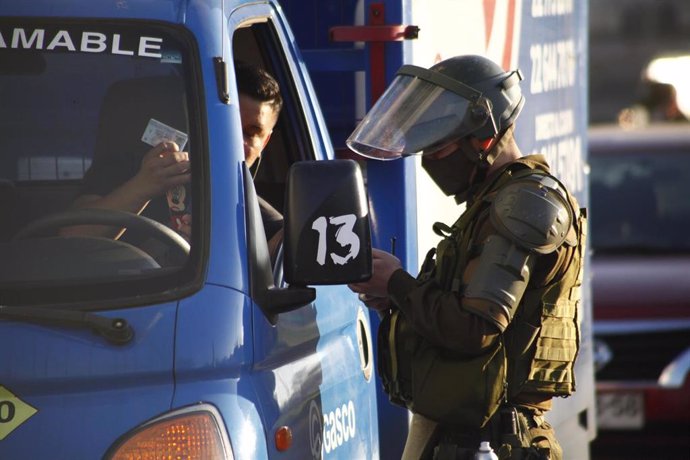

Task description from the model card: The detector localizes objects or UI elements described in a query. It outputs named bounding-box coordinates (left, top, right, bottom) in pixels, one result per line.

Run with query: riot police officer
left=347, top=55, right=586, bottom=460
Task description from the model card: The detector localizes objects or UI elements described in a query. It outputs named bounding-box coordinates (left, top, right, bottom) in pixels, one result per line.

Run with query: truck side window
left=231, top=18, right=321, bottom=269
left=232, top=21, right=319, bottom=223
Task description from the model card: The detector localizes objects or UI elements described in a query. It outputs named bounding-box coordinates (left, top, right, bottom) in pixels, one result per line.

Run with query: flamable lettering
left=0, top=27, right=163, bottom=58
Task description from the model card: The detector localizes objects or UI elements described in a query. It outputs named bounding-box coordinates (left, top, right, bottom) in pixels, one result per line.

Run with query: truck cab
left=0, top=1, right=381, bottom=458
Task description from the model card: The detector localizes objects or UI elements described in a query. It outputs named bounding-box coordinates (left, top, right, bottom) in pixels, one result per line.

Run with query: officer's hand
left=348, top=248, right=402, bottom=300
left=134, top=142, right=191, bottom=200
left=356, top=293, right=391, bottom=311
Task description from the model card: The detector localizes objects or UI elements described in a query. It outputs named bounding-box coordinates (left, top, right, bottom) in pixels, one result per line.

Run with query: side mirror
left=284, top=159, right=372, bottom=285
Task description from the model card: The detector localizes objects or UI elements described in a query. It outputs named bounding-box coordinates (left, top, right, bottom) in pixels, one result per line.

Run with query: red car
left=588, top=124, right=690, bottom=459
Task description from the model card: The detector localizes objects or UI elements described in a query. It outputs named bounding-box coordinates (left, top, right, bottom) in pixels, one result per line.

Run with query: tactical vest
left=377, top=157, right=587, bottom=426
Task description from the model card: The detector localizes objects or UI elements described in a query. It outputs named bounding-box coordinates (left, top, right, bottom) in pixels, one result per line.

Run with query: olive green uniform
left=379, top=155, right=586, bottom=459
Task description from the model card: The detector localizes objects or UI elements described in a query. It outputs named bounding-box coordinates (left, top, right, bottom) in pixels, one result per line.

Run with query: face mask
left=421, top=147, right=477, bottom=198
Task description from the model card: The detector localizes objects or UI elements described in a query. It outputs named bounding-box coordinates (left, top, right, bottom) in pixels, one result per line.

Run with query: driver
left=62, top=61, right=283, bottom=251
left=60, top=72, right=190, bottom=245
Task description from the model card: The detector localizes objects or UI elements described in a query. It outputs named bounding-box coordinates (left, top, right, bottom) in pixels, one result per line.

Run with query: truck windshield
left=0, top=20, right=199, bottom=305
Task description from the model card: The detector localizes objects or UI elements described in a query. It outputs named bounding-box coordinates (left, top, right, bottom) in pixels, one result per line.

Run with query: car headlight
left=104, top=404, right=234, bottom=460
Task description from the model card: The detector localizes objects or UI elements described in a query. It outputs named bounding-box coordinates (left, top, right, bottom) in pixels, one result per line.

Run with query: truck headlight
left=105, top=404, right=234, bottom=460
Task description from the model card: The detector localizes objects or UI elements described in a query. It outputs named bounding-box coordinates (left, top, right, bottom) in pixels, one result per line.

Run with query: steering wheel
left=13, top=208, right=190, bottom=262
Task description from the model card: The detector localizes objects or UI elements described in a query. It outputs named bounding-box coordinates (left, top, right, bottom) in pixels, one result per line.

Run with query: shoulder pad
left=490, top=173, right=575, bottom=254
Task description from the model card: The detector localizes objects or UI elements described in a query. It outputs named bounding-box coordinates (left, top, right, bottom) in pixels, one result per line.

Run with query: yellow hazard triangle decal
left=0, top=386, right=38, bottom=440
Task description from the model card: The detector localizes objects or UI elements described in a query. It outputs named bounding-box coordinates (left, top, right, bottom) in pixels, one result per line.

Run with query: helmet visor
left=347, top=70, right=493, bottom=160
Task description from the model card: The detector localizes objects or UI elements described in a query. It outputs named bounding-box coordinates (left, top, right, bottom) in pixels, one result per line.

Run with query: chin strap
left=478, top=124, right=515, bottom=167
left=478, top=137, right=494, bottom=151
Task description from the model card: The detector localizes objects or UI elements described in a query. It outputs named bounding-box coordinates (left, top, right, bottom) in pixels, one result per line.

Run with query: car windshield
left=0, top=20, right=198, bottom=304
left=589, top=149, right=690, bottom=252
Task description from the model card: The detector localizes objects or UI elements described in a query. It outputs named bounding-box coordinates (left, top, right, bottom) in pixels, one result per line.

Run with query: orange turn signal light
left=107, top=411, right=227, bottom=460
left=275, top=425, right=293, bottom=452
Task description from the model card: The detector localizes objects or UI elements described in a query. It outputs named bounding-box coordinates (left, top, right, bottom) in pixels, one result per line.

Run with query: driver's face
left=239, top=94, right=280, bottom=168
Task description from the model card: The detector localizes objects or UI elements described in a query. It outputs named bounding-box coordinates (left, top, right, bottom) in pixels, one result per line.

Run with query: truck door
left=228, top=5, right=378, bottom=459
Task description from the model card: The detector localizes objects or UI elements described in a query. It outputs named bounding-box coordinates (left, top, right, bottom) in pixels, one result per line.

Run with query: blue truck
left=0, top=1, right=594, bottom=458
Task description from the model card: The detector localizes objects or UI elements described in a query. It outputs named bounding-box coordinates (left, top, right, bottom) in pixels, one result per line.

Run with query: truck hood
left=591, top=253, right=690, bottom=320
left=0, top=303, right=176, bottom=458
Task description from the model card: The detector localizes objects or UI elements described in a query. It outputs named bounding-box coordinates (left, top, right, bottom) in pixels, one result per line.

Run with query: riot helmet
left=346, top=55, right=524, bottom=163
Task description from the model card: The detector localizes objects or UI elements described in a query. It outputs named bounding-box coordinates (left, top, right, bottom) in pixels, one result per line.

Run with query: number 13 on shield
left=311, top=214, right=360, bottom=266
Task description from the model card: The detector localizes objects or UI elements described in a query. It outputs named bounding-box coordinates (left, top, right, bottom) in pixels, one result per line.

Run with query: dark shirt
left=84, top=75, right=282, bottom=246
left=258, top=195, right=283, bottom=242
left=82, top=75, right=188, bottom=244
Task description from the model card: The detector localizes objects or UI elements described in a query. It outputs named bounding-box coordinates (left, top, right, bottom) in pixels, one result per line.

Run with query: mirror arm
left=258, top=285, right=316, bottom=324
left=243, top=164, right=316, bottom=324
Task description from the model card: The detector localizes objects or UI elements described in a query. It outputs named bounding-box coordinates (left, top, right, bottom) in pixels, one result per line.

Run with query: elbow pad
left=465, top=172, right=577, bottom=326
left=464, top=234, right=534, bottom=326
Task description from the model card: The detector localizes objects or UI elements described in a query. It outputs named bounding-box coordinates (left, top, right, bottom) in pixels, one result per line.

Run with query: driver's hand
left=133, top=142, right=191, bottom=201
left=177, top=213, right=192, bottom=242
